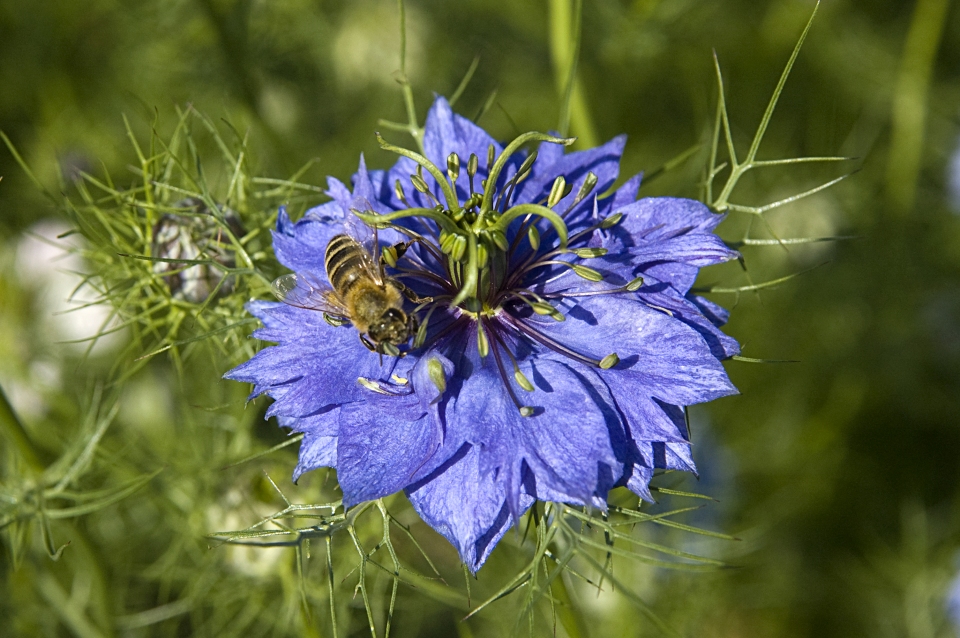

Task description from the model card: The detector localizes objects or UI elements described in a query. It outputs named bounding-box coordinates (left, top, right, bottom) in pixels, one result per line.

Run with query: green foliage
left=2, top=0, right=960, bottom=637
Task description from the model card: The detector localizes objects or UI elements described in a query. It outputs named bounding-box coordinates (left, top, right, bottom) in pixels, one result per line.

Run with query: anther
left=476, top=321, right=490, bottom=358
left=527, top=225, right=540, bottom=250
left=515, top=151, right=538, bottom=182
left=467, top=153, right=479, bottom=178
left=477, top=243, right=489, bottom=267
left=571, top=264, right=604, bottom=281
left=358, top=377, right=391, bottom=395
left=447, top=153, right=460, bottom=183
left=382, top=245, right=399, bottom=268
left=487, top=144, right=495, bottom=170
left=626, top=276, right=644, bottom=291
left=573, top=171, right=598, bottom=205
left=599, top=353, right=620, bottom=369
left=569, top=247, right=608, bottom=258
left=514, top=370, right=535, bottom=392
left=548, top=176, right=566, bottom=208
left=530, top=302, right=564, bottom=321
left=427, top=358, right=447, bottom=395
left=449, top=235, right=467, bottom=262
left=411, top=174, right=431, bottom=194
left=601, top=212, right=623, bottom=229
left=394, top=179, right=408, bottom=205
left=519, top=406, right=535, bottom=417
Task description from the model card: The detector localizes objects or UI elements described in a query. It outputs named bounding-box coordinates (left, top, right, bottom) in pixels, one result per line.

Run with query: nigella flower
left=226, top=97, right=740, bottom=571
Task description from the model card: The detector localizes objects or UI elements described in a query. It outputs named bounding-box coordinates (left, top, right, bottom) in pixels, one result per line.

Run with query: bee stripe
left=325, top=234, right=369, bottom=296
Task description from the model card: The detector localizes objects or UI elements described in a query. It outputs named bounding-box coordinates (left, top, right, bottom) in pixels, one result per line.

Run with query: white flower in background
left=15, top=219, right=121, bottom=353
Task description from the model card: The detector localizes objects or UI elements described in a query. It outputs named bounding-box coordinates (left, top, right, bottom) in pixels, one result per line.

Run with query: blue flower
left=226, top=97, right=739, bottom=571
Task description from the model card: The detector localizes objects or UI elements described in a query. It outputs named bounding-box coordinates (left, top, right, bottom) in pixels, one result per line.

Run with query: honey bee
left=272, top=232, right=416, bottom=355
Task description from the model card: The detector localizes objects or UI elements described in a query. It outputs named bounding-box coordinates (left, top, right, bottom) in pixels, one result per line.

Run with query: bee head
left=369, top=308, right=410, bottom=346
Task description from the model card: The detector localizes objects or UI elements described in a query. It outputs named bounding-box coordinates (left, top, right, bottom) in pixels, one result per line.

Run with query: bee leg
left=397, top=281, right=434, bottom=305
left=359, top=334, right=377, bottom=352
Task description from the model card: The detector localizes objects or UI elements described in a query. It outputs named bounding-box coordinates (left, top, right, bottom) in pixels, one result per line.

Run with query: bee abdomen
left=325, top=234, right=369, bottom=295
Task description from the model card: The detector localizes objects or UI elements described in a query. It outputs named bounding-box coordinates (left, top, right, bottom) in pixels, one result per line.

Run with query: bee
left=272, top=232, right=417, bottom=356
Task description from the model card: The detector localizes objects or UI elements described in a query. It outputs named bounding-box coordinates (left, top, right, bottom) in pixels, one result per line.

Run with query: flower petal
left=337, top=392, right=439, bottom=507
left=406, top=443, right=532, bottom=572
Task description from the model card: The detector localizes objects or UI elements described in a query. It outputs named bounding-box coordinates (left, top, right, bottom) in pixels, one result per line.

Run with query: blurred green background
left=2, top=0, right=960, bottom=636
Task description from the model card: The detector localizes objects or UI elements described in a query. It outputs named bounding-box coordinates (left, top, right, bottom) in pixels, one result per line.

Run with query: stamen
left=486, top=318, right=534, bottom=416
left=547, top=176, right=566, bottom=208
left=427, top=357, right=447, bottom=395
left=501, top=314, right=606, bottom=368
left=467, top=153, right=479, bottom=194
left=395, top=179, right=409, bottom=205
left=447, top=153, right=460, bottom=183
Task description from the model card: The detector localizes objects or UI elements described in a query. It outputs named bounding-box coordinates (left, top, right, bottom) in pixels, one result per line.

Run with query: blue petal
left=224, top=309, right=399, bottom=410
left=515, top=135, right=627, bottom=225
left=524, top=294, right=737, bottom=405
left=336, top=392, right=440, bottom=507
left=293, top=430, right=338, bottom=482
left=406, top=443, right=533, bottom=572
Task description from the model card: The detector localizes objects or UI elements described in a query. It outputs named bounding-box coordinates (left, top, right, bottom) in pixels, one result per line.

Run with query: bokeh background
left=2, top=0, right=960, bottom=636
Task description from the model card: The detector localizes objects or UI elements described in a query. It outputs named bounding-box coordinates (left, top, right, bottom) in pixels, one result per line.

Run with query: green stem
left=376, top=134, right=460, bottom=213
left=886, top=0, right=950, bottom=214
left=477, top=132, right=574, bottom=222
left=493, top=204, right=569, bottom=248
left=0, top=384, right=44, bottom=473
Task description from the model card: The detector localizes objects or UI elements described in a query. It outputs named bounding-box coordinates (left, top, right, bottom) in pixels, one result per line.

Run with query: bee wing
left=271, top=272, right=349, bottom=316
left=346, top=209, right=386, bottom=285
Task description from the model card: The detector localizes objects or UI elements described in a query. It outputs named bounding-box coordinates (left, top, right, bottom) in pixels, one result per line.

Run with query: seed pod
left=151, top=197, right=244, bottom=303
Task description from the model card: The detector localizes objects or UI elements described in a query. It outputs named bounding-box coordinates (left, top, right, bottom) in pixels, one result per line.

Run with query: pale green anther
left=391, top=374, right=409, bottom=385
left=487, top=144, right=495, bottom=169
left=571, top=264, right=603, bottom=281
left=490, top=229, right=509, bottom=251
left=382, top=343, right=401, bottom=357
left=411, top=174, right=431, bottom=194
left=324, top=314, right=348, bottom=327
left=477, top=243, right=488, bottom=267
left=514, top=370, right=535, bottom=392
left=599, top=353, right=620, bottom=369
left=414, top=321, right=428, bottom=348
left=382, top=245, right=398, bottom=268
left=548, top=176, right=567, bottom=208
left=531, top=302, right=565, bottom=321
left=476, top=323, right=490, bottom=358
left=601, top=212, right=623, bottom=229
left=394, top=179, right=408, bottom=204
left=519, top=406, right=534, bottom=417
left=481, top=178, right=488, bottom=190
left=528, top=225, right=540, bottom=250
left=450, top=234, right=467, bottom=262
left=516, top=151, right=538, bottom=180
left=447, top=153, right=460, bottom=182
left=626, top=276, right=644, bottom=292
left=427, top=358, right=447, bottom=394
left=358, top=377, right=389, bottom=394
left=574, top=171, right=599, bottom=204
left=467, top=153, right=479, bottom=179
left=571, top=247, right=608, bottom=258
left=439, top=231, right=454, bottom=254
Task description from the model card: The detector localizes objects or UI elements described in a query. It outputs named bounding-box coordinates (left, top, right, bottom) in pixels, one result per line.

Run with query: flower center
left=361, top=131, right=634, bottom=414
